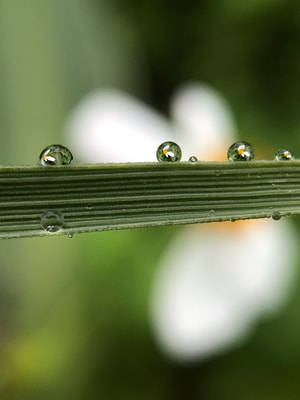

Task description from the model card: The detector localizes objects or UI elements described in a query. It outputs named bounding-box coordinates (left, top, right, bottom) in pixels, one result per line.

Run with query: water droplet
left=68, top=233, right=74, bottom=239
left=274, top=149, right=295, bottom=161
left=272, top=211, right=281, bottom=221
left=40, top=210, right=64, bottom=233
left=227, top=141, right=254, bottom=161
left=39, top=144, right=73, bottom=166
left=156, top=141, right=182, bottom=162
left=188, top=156, right=198, bottom=162
left=208, top=209, right=216, bottom=217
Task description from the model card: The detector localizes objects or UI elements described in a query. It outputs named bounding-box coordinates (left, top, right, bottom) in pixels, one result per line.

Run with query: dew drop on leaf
left=227, top=141, right=254, bottom=162
left=274, top=149, right=295, bottom=161
left=272, top=211, right=282, bottom=221
left=40, top=210, right=64, bottom=233
left=188, top=156, right=198, bottom=162
left=156, top=141, right=182, bottom=162
left=39, top=144, right=73, bottom=166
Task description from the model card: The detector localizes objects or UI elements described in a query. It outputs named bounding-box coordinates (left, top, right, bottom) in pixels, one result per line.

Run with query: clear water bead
left=39, top=144, right=73, bottom=166
left=188, top=156, right=198, bottom=162
left=227, top=141, right=254, bottom=161
left=272, top=211, right=282, bottom=221
left=156, top=141, right=182, bottom=162
left=274, top=149, right=295, bottom=161
left=40, top=210, right=64, bottom=233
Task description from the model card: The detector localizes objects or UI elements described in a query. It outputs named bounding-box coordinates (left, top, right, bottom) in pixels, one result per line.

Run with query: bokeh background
left=1, top=0, right=300, bottom=399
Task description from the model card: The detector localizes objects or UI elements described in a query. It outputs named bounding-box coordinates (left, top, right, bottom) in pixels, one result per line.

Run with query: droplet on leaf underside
left=271, top=211, right=282, bottom=221
left=40, top=210, right=64, bottom=233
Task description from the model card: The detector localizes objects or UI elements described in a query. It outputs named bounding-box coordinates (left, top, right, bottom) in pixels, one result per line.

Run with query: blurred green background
left=1, top=0, right=300, bottom=399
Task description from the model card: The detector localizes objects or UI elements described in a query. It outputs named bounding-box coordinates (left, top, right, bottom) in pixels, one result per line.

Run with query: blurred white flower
left=65, top=89, right=172, bottom=163
left=151, top=220, right=296, bottom=360
left=65, top=83, right=297, bottom=361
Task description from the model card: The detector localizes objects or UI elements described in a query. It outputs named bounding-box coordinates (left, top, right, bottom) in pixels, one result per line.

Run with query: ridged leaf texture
left=0, top=161, right=299, bottom=239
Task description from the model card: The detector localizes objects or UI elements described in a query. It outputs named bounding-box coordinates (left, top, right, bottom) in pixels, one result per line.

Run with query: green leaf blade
left=0, top=161, right=299, bottom=239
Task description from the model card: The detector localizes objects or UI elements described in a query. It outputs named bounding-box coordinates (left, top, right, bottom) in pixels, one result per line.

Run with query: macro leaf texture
left=0, top=160, right=299, bottom=239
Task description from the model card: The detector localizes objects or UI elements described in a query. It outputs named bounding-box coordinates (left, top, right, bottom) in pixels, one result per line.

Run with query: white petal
left=64, top=89, right=174, bottom=162
left=150, top=219, right=296, bottom=361
left=170, top=82, right=237, bottom=160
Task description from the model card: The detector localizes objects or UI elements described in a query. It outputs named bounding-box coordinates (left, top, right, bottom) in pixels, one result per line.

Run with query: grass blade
left=0, top=161, right=299, bottom=239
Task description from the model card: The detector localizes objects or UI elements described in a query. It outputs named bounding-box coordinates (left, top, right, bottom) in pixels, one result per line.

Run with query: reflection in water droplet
left=227, top=141, right=254, bottom=161
left=41, top=210, right=64, bottom=232
left=272, top=212, right=281, bottom=221
left=188, top=156, right=198, bottom=162
left=156, top=141, right=182, bottom=162
left=274, top=149, right=295, bottom=161
left=39, top=144, right=73, bottom=166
